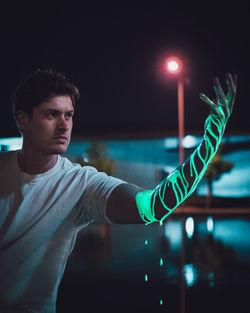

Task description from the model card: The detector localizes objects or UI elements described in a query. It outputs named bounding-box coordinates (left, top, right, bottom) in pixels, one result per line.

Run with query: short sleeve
left=74, top=166, right=125, bottom=225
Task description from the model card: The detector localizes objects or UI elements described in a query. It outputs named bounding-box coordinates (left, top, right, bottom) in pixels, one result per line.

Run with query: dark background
left=1, top=1, right=249, bottom=138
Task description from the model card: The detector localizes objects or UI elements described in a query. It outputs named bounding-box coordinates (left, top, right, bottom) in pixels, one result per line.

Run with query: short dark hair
left=12, top=68, right=80, bottom=119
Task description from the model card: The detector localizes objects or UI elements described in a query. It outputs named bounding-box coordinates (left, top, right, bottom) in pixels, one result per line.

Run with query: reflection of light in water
left=184, top=264, right=197, bottom=287
left=207, top=216, right=214, bottom=233
left=208, top=272, right=214, bottom=287
left=185, top=217, right=194, bottom=238
left=214, top=219, right=250, bottom=262
left=160, top=257, right=163, bottom=267
left=164, top=220, right=181, bottom=250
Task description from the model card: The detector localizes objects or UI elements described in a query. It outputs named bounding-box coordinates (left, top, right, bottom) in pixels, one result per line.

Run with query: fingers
left=200, top=93, right=221, bottom=115
left=226, top=72, right=237, bottom=112
left=201, top=73, right=237, bottom=121
left=226, top=72, right=237, bottom=94
left=226, top=73, right=237, bottom=94
left=213, top=77, right=226, bottom=105
left=200, top=93, right=214, bottom=106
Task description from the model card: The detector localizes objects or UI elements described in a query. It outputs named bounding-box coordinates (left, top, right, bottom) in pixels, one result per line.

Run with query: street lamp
left=166, top=56, right=184, bottom=164
left=166, top=56, right=186, bottom=313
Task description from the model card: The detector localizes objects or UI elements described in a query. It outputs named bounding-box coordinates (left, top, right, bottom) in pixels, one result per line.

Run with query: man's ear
left=16, top=110, right=29, bottom=132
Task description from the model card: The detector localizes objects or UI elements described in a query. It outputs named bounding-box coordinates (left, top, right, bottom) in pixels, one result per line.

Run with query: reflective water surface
left=58, top=215, right=250, bottom=313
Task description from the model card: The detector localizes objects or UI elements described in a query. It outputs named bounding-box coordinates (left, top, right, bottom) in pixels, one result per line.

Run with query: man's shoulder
left=59, top=155, right=97, bottom=174
left=59, top=155, right=81, bottom=170
left=59, top=156, right=100, bottom=178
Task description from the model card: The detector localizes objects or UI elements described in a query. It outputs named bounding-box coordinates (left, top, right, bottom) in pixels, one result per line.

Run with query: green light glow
left=136, top=114, right=224, bottom=224
left=160, top=258, right=163, bottom=266
left=136, top=74, right=236, bottom=224
left=160, top=299, right=163, bottom=305
left=145, top=274, right=148, bottom=282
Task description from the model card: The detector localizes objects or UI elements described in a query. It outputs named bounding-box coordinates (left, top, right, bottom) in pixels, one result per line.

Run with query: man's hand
left=200, top=73, right=237, bottom=122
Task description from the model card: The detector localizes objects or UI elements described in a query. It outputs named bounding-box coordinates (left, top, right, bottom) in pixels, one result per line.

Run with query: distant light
left=185, top=217, right=194, bottom=238
left=208, top=272, right=214, bottom=287
left=83, top=156, right=89, bottom=163
left=207, top=216, right=214, bottom=233
left=163, top=137, right=179, bottom=149
left=168, top=61, right=179, bottom=72
left=183, top=135, right=198, bottom=148
left=166, top=56, right=183, bottom=74
left=160, top=257, right=163, bottom=267
left=184, top=264, right=197, bottom=287
left=0, top=137, right=23, bottom=151
left=164, top=220, right=182, bottom=250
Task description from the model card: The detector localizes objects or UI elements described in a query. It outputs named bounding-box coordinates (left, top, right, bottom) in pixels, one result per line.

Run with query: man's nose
left=57, top=116, right=69, bottom=131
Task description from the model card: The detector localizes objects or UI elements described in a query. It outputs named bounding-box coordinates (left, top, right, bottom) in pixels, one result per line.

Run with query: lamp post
left=166, top=56, right=186, bottom=313
left=166, top=56, right=184, bottom=164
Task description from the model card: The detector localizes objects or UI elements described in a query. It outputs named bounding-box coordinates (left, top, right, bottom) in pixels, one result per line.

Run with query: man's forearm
left=135, top=112, right=226, bottom=224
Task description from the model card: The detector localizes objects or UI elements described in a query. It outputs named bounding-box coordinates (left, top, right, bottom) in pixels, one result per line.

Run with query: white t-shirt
left=0, top=150, right=124, bottom=313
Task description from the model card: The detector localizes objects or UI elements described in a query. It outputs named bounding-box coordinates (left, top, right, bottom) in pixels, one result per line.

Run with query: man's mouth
left=53, top=136, right=68, bottom=143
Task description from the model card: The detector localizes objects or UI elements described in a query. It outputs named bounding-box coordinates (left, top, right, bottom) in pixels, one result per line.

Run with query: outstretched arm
left=106, top=73, right=237, bottom=224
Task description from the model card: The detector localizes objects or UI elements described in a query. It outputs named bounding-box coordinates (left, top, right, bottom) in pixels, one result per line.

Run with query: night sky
left=1, top=2, right=249, bottom=138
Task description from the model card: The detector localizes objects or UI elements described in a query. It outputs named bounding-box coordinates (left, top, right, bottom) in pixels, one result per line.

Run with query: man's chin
left=49, top=144, right=68, bottom=155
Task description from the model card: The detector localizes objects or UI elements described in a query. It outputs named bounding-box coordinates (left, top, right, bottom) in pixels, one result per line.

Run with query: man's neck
left=17, top=149, right=58, bottom=175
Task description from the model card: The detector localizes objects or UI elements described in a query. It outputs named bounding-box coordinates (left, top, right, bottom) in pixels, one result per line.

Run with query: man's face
left=19, top=95, right=74, bottom=156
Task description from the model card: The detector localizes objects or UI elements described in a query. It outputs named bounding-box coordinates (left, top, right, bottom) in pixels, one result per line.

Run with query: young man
left=0, top=69, right=237, bottom=312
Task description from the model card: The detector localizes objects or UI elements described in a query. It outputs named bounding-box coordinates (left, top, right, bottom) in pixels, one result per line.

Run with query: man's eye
left=65, top=112, right=74, bottom=119
left=46, top=112, right=56, bottom=119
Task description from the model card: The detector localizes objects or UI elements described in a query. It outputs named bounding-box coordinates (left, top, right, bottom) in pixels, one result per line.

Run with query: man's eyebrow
left=44, top=108, right=61, bottom=113
left=43, top=109, right=74, bottom=114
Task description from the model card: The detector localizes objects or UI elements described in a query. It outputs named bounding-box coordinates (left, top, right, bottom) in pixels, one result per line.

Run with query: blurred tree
left=77, top=141, right=115, bottom=175
left=204, top=144, right=234, bottom=208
